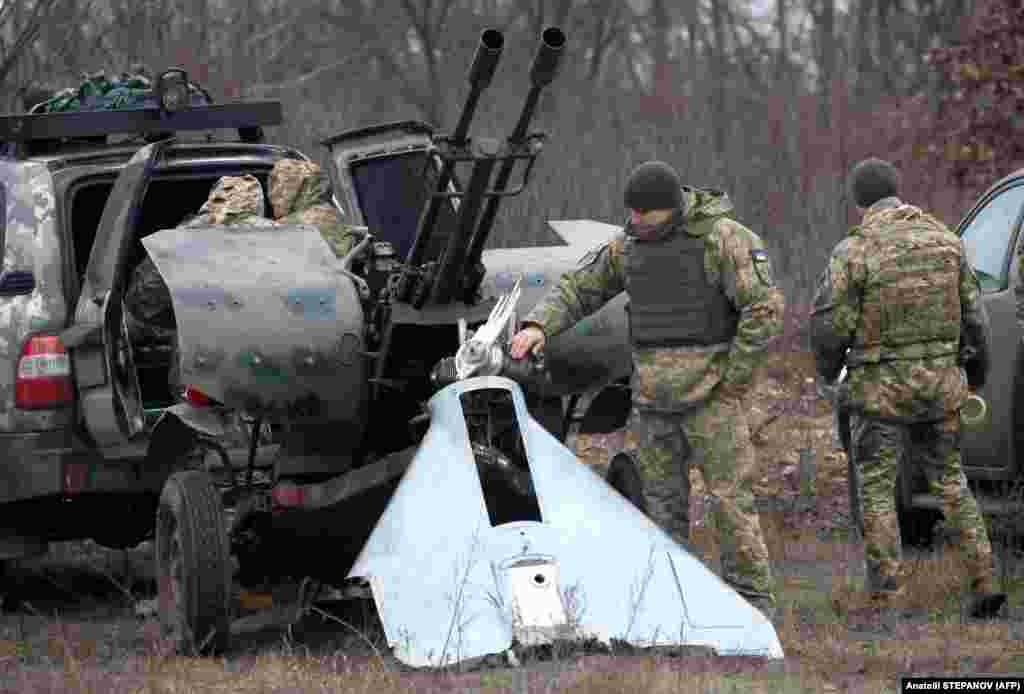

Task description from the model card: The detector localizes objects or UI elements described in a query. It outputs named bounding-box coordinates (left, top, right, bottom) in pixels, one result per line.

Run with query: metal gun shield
left=141, top=224, right=365, bottom=419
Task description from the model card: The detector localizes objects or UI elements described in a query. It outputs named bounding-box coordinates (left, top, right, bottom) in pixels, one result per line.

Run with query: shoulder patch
left=751, top=248, right=773, bottom=286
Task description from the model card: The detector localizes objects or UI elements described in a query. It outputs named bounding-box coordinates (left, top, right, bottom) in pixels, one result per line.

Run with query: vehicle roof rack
left=0, top=101, right=283, bottom=156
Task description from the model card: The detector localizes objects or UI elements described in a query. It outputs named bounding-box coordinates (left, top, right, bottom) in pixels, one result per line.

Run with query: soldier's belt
left=846, top=343, right=958, bottom=367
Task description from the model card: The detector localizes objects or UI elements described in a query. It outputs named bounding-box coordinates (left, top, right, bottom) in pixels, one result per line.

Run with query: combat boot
left=962, top=592, right=1007, bottom=620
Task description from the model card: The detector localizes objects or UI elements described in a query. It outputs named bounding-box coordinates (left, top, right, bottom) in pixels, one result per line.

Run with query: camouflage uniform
left=810, top=196, right=996, bottom=596
left=522, top=187, right=784, bottom=605
left=266, top=159, right=363, bottom=258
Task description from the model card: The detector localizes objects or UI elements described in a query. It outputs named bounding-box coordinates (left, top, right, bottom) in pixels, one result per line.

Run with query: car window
left=959, top=182, right=1024, bottom=292
left=350, top=151, right=458, bottom=262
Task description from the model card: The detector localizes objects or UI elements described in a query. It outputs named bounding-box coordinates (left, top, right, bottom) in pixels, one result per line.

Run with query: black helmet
left=624, top=160, right=683, bottom=211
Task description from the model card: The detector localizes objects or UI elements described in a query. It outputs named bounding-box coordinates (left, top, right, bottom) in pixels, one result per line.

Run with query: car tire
left=155, top=470, right=232, bottom=655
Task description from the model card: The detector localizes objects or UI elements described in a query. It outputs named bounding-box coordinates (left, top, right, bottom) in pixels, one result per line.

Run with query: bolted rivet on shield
left=251, top=354, right=262, bottom=365
left=305, top=356, right=315, bottom=366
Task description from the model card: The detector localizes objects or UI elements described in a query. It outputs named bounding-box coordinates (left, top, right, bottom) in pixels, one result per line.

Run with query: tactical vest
left=847, top=205, right=962, bottom=368
left=624, top=221, right=738, bottom=349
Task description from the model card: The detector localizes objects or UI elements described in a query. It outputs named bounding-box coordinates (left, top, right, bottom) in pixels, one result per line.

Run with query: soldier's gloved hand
left=510, top=325, right=545, bottom=360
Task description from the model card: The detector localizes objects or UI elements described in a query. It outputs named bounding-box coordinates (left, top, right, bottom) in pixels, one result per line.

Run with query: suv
left=0, top=81, right=299, bottom=560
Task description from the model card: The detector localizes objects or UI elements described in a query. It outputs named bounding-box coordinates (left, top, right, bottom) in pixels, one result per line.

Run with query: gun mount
left=397, top=26, right=566, bottom=308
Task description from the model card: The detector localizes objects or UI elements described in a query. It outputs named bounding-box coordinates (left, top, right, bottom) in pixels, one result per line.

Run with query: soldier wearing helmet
left=510, top=160, right=784, bottom=620
left=810, top=157, right=1005, bottom=619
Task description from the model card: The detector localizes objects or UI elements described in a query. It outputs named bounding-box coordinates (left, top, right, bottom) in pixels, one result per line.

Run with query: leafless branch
left=244, top=46, right=374, bottom=94
left=0, top=0, right=57, bottom=85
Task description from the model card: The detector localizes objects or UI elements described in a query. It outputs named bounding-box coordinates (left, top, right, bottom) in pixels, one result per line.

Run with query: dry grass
left=4, top=351, right=1024, bottom=693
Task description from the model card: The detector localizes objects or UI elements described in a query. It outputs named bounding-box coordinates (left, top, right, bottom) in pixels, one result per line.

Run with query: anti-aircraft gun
left=324, top=26, right=574, bottom=457
left=396, top=27, right=564, bottom=308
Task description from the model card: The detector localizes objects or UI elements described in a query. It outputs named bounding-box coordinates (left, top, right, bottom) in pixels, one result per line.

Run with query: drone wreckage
left=136, top=26, right=784, bottom=665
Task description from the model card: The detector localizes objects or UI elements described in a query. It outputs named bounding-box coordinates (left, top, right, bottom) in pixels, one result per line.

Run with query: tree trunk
left=817, top=0, right=835, bottom=129
left=877, top=0, right=893, bottom=92
left=709, top=0, right=727, bottom=157
left=775, top=0, right=788, bottom=82
left=855, top=0, right=875, bottom=99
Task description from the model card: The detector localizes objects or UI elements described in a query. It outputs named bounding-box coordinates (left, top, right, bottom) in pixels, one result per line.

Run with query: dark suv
left=0, top=89, right=298, bottom=560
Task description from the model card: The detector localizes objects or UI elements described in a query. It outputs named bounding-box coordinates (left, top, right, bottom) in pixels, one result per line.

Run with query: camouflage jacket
left=810, top=196, right=991, bottom=421
left=522, top=187, right=785, bottom=411
left=267, top=159, right=363, bottom=258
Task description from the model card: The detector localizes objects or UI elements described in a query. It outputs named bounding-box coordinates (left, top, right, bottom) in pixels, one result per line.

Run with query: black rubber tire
left=606, top=453, right=647, bottom=513
left=156, top=470, right=232, bottom=655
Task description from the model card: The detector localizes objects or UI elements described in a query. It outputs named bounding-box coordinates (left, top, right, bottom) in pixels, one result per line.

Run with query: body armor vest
left=624, top=223, right=738, bottom=349
left=847, top=207, right=962, bottom=367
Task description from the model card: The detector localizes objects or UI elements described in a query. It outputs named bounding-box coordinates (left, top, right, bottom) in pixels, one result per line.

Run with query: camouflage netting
left=30, top=68, right=212, bottom=114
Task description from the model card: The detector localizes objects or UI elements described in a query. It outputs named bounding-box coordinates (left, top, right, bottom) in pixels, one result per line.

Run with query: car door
left=957, top=178, right=1024, bottom=477
left=63, top=141, right=166, bottom=450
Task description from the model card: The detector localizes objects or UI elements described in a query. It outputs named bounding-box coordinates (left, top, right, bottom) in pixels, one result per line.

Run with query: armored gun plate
left=142, top=224, right=365, bottom=419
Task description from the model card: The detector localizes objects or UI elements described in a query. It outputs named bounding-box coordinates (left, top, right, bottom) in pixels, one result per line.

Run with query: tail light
left=182, top=384, right=220, bottom=407
left=15, top=335, right=73, bottom=409
left=271, top=483, right=305, bottom=509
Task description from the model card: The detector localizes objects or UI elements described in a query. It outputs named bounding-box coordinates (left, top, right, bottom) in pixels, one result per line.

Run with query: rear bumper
left=0, top=429, right=167, bottom=504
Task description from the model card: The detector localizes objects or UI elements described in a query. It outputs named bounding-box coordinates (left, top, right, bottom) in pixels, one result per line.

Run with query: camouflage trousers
left=849, top=411, right=995, bottom=595
left=619, top=395, right=775, bottom=601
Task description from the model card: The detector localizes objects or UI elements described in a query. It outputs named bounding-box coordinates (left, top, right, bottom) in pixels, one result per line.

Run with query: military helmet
left=849, top=158, right=900, bottom=209
left=624, top=160, right=683, bottom=211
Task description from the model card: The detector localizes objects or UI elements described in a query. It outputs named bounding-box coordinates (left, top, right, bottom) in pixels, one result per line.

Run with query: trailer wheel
left=156, top=470, right=232, bottom=655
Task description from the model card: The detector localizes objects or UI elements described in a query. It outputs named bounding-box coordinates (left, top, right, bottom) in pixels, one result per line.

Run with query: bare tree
left=807, top=0, right=836, bottom=126
left=0, top=0, right=62, bottom=109
left=775, top=0, right=789, bottom=81
left=709, top=0, right=728, bottom=157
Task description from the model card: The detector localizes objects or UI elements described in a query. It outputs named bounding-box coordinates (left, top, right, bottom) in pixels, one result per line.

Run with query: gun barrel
left=468, top=29, right=505, bottom=89
left=459, top=27, right=566, bottom=298
left=400, top=29, right=504, bottom=291
left=528, top=27, right=566, bottom=90
left=453, top=29, right=505, bottom=143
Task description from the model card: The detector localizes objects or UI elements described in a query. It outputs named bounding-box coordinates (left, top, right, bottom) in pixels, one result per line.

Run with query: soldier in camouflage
left=510, top=160, right=784, bottom=619
left=266, top=158, right=363, bottom=258
left=810, top=158, right=1006, bottom=619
